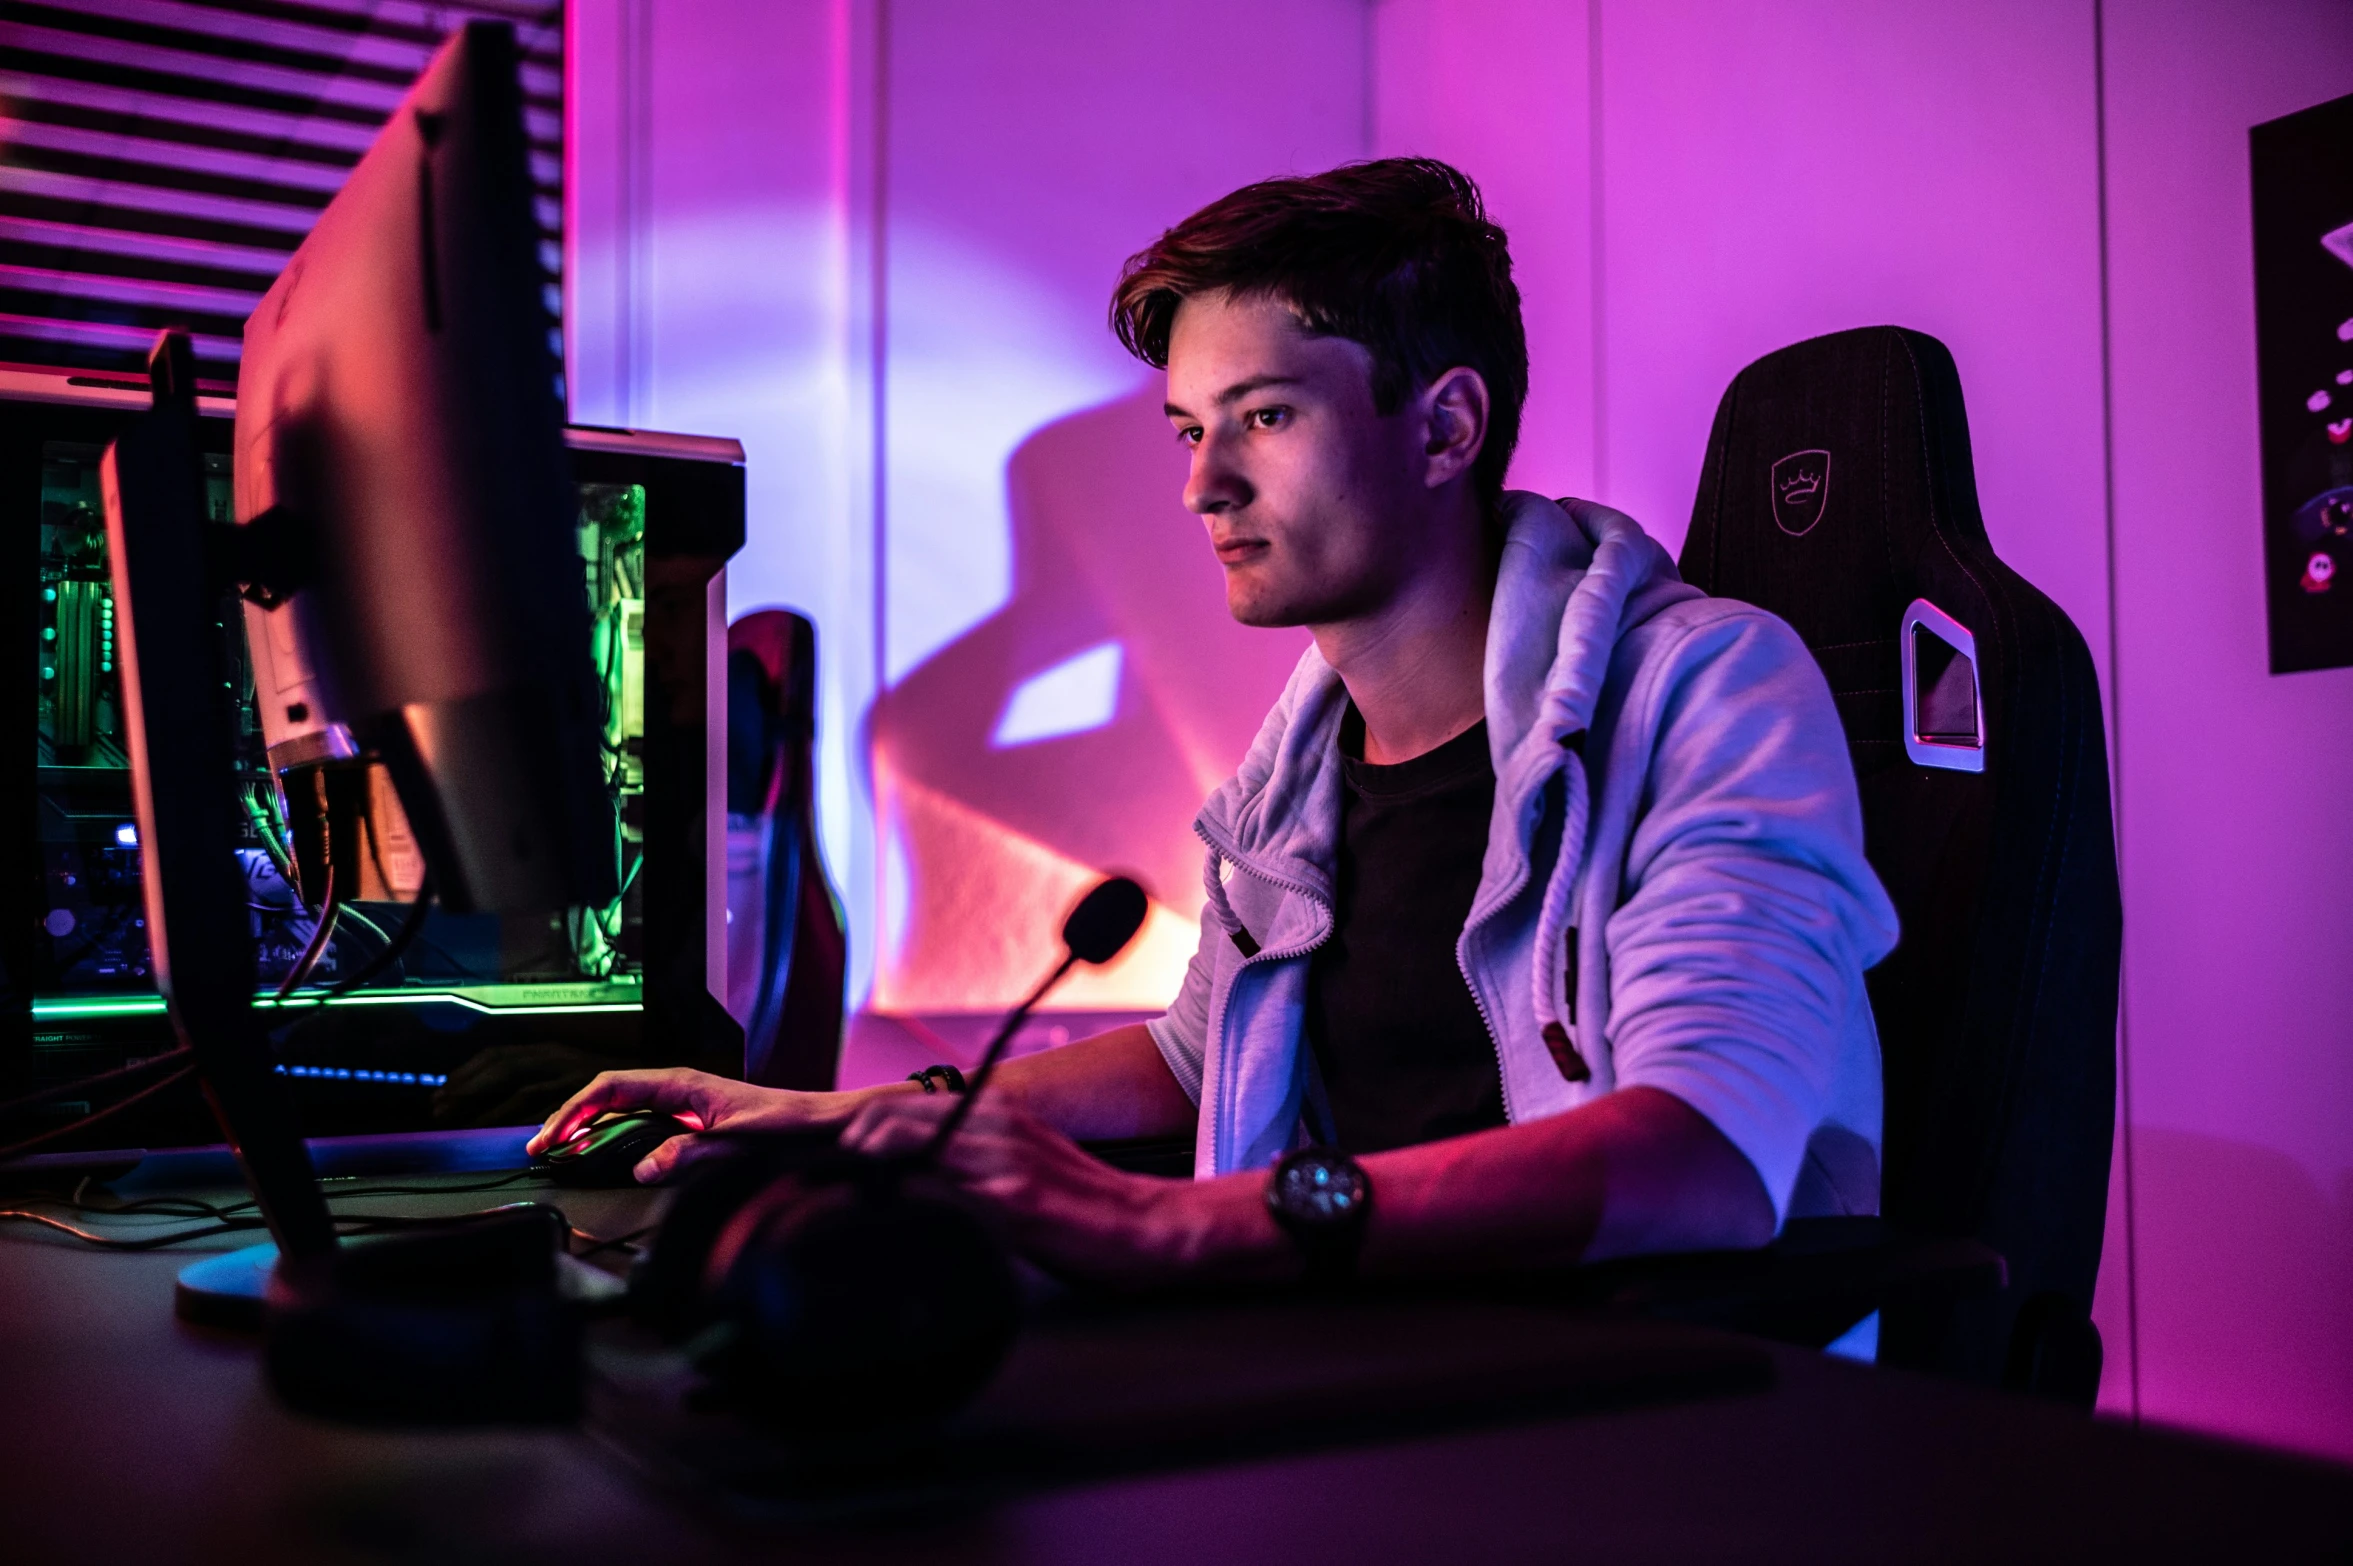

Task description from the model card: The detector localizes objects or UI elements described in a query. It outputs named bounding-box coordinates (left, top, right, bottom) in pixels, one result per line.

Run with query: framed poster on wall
left=2253, top=91, right=2353, bottom=674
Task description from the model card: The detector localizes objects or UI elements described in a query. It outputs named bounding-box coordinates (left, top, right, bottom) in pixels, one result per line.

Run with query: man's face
left=1164, top=291, right=1428, bottom=628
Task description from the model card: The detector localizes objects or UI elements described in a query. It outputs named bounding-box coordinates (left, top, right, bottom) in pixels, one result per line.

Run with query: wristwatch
left=1265, top=1146, right=1372, bottom=1285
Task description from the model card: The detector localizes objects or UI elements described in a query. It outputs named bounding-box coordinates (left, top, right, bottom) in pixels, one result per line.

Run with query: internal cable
left=275, top=861, right=341, bottom=999
left=242, top=783, right=301, bottom=888
left=241, top=784, right=390, bottom=953
left=0, top=1046, right=191, bottom=1124
left=0, top=1064, right=197, bottom=1165
left=267, top=877, right=434, bottom=1049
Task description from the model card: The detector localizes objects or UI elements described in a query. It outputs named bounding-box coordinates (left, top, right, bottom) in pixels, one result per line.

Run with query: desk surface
left=4, top=1173, right=2349, bottom=1565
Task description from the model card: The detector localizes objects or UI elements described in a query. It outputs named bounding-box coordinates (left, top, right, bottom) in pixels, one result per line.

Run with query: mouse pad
left=586, top=1291, right=1774, bottom=1517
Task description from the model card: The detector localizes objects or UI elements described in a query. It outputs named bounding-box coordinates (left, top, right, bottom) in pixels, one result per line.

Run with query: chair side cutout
left=1900, top=598, right=1986, bottom=773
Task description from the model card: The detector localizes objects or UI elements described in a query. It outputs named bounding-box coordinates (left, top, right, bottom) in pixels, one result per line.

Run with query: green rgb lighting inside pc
left=31, top=446, right=648, bottom=1109
left=38, top=446, right=647, bottom=1013
left=3, top=378, right=743, bottom=1152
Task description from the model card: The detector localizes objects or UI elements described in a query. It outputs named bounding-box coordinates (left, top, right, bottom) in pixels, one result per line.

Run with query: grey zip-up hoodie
left=1146, top=493, right=1900, bottom=1227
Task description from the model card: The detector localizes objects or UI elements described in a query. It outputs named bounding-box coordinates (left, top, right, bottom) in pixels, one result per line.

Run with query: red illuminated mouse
left=535, top=1109, right=692, bottom=1187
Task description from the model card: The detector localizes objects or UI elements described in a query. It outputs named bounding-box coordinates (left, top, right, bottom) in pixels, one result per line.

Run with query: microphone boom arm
left=920, top=951, right=1078, bottom=1162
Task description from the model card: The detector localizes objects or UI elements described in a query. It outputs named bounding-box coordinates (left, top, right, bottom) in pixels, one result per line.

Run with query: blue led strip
left=273, top=1064, right=448, bottom=1086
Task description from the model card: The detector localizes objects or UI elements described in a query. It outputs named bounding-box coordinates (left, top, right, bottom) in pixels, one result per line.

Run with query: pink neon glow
left=578, top=0, right=2353, bottom=1466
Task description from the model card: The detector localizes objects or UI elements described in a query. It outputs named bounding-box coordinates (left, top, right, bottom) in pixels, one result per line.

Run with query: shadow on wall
left=868, top=387, right=1312, bottom=1012
left=2131, top=1126, right=2353, bottom=1466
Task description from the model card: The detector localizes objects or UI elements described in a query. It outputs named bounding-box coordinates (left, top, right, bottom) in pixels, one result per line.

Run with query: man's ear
left=1420, top=366, right=1490, bottom=490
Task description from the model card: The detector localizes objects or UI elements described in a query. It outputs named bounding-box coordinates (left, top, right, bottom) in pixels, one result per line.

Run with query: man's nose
left=1184, top=432, right=1252, bottom=516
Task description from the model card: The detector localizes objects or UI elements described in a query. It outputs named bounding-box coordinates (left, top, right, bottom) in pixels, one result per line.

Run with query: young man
left=531, top=159, right=1897, bottom=1287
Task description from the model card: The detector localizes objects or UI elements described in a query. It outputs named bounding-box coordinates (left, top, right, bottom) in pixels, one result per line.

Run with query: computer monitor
left=2, top=22, right=740, bottom=1188
left=236, top=20, right=610, bottom=918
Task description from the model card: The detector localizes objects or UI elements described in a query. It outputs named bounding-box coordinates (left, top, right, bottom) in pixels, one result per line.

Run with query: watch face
left=1275, top=1152, right=1366, bottom=1225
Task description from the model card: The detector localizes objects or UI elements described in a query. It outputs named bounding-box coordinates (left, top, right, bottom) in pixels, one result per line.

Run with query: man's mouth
left=1212, top=536, right=1268, bottom=565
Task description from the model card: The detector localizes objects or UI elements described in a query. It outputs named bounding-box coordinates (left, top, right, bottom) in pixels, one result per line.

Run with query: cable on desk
left=0, top=1210, right=264, bottom=1249
left=569, top=1222, right=657, bottom=1259
left=73, top=1192, right=241, bottom=1221
left=40, top=1167, right=544, bottom=1226
left=323, top=1201, right=565, bottom=1231
left=3, top=1160, right=654, bottom=1262
left=313, top=1167, right=540, bottom=1201
left=0, top=1198, right=572, bottom=1252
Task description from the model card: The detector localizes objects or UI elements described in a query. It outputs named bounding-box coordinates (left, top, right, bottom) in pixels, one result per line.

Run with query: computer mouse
left=534, top=1109, right=693, bottom=1188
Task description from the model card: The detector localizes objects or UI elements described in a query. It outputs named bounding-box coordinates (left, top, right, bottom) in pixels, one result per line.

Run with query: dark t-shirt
left=1303, top=708, right=1508, bottom=1155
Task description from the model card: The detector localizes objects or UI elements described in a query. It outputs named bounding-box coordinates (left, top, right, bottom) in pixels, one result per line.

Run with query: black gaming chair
left=1676, top=326, right=2122, bottom=1400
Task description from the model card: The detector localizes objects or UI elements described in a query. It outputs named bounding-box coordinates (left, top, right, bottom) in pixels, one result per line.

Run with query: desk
left=3, top=1172, right=2348, bottom=1564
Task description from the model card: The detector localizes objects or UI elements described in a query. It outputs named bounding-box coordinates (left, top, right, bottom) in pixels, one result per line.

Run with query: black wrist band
left=906, top=1064, right=967, bottom=1095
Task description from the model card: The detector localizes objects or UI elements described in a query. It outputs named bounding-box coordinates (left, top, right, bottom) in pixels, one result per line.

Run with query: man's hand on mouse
left=527, top=1068, right=920, bottom=1184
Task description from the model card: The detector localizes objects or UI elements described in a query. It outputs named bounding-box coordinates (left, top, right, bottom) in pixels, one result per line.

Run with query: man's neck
left=1313, top=500, right=1498, bottom=766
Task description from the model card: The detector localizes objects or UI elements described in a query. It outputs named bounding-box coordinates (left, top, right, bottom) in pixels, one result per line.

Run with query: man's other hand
left=836, top=1091, right=1287, bottom=1289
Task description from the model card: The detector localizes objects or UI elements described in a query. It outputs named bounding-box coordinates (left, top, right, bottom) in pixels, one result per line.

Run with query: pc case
left=0, top=364, right=744, bottom=1153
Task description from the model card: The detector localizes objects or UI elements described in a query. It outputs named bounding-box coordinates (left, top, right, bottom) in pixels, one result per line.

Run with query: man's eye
left=1175, top=425, right=1203, bottom=447
left=1248, top=407, right=1289, bottom=430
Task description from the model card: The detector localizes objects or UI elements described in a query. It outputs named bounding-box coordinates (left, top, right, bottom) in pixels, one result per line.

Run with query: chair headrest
left=1682, top=326, right=1993, bottom=658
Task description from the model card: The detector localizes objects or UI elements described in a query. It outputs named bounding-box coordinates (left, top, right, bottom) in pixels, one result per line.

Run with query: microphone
left=653, top=875, right=1151, bottom=1430
left=922, top=874, right=1148, bottom=1160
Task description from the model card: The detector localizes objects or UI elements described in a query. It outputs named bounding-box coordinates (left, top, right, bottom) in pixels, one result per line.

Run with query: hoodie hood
left=1195, top=493, right=1700, bottom=953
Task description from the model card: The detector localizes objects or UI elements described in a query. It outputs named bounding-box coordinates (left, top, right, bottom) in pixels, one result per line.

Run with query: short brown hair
left=1111, top=157, right=1528, bottom=509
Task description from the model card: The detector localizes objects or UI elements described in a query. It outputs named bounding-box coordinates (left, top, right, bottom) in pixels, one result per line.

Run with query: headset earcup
left=710, top=1176, right=1021, bottom=1428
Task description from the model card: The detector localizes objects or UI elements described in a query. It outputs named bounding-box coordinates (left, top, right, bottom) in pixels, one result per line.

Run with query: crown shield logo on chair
left=1770, top=449, right=1832, bottom=536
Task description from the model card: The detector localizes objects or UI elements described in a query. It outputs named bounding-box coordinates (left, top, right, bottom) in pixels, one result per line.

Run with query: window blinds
left=0, top=0, right=562, bottom=387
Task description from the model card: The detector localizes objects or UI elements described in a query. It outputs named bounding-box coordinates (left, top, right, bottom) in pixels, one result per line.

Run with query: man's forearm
left=994, top=1023, right=1199, bottom=1142
left=1353, top=1086, right=1773, bottom=1274
left=1147, top=1085, right=1775, bottom=1287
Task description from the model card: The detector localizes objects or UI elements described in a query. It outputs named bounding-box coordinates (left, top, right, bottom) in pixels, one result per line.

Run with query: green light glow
left=33, top=980, right=643, bottom=1023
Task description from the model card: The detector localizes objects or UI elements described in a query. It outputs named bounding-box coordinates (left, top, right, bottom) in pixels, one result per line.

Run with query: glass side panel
left=30, top=441, right=646, bottom=1020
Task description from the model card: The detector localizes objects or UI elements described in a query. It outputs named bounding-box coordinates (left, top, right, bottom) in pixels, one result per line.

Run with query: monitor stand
left=175, top=1244, right=283, bottom=1330
left=102, top=331, right=338, bottom=1273
left=177, top=1238, right=627, bottom=1332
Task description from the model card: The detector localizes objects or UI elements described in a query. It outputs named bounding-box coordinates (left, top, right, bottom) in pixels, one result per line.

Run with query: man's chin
left=1224, top=591, right=1313, bottom=630
left=1222, top=562, right=1366, bottom=629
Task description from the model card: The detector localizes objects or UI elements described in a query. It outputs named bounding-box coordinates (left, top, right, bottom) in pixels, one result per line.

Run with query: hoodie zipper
left=1454, top=749, right=1584, bottom=1125
left=1455, top=940, right=1512, bottom=1124
left=1196, top=825, right=1335, bottom=1173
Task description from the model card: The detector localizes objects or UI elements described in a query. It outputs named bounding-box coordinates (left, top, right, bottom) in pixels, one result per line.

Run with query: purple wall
left=862, top=0, right=1359, bottom=1013
left=574, top=0, right=2353, bottom=1462
left=2104, top=0, right=2353, bottom=1463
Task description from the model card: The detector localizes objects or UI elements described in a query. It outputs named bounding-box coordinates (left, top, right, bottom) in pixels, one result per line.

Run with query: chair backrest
left=1677, top=326, right=2121, bottom=1384
left=726, top=609, right=846, bottom=1091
